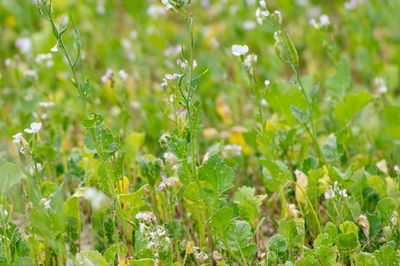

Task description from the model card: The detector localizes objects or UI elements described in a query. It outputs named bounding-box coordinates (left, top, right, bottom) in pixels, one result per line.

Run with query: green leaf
left=260, top=159, right=291, bottom=192
left=295, top=255, right=320, bottom=266
left=64, top=196, right=80, bottom=232
left=166, top=136, right=188, bottom=160
left=321, top=135, right=339, bottom=162
left=290, top=106, right=309, bottom=125
left=125, top=132, right=145, bottom=157
left=226, top=220, right=257, bottom=258
left=337, top=221, right=359, bottom=252
left=376, top=197, right=396, bottom=223
left=278, top=219, right=305, bottom=254
left=356, top=252, right=378, bottom=266
left=76, top=250, right=108, bottom=266
left=199, top=155, right=235, bottom=195
left=0, top=158, right=26, bottom=198
left=373, top=245, right=400, bottom=266
left=137, top=155, right=162, bottom=188
left=233, top=186, right=266, bottom=227
left=333, top=90, right=373, bottom=125
left=265, top=83, right=307, bottom=125
left=313, top=233, right=336, bottom=265
left=129, top=258, right=155, bottom=266
left=268, top=234, right=288, bottom=260
left=208, top=206, right=234, bottom=233
left=367, top=176, right=386, bottom=197
left=325, top=60, right=351, bottom=98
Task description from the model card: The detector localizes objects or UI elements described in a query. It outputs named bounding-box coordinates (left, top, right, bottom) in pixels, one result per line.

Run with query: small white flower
left=319, top=14, right=330, bottom=26
left=244, top=54, right=258, bottom=68
left=24, top=122, right=42, bottom=134
left=376, top=159, right=388, bottom=174
left=15, top=38, right=32, bottom=54
left=135, top=211, right=156, bottom=222
left=394, top=165, right=399, bottom=172
left=256, top=8, right=270, bottom=25
left=222, top=144, right=242, bottom=157
left=259, top=0, right=266, bottom=8
left=273, top=10, right=282, bottom=23
left=39, top=102, right=55, bottom=108
left=324, top=190, right=335, bottom=199
left=83, top=187, right=109, bottom=211
left=309, top=14, right=330, bottom=29
left=165, top=73, right=182, bottom=80
left=101, top=68, right=113, bottom=83
left=374, top=77, right=387, bottom=94
left=231, top=44, right=249, bottom=56
left=12, top=133, right=23, bottom=143
left=264, top=80, right=271, bottom=86
left=50, top=42, right=59, bottom=52
left=40, top=198, right=51, bottom=209
left=344, top=0, right=358, bottom=10
left=260, top=98, right=268, bottom=107
left=118, top=70, right=128, bottom=81
left=243, top=21, right=256, bottom=30
left=161, top=0, right=173, bottom=10
left=338, top=189, right=348, bottom=198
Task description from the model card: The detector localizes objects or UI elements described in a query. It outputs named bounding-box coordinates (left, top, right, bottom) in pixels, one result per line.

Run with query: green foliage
left=333, top=90, right=373, bottom=125
left=2, top=0, right=400, bottom=264
left=233, top=186, right=266, bottom=227
left=199, top=155, right=235, bottom=196
left=260, top=159, right=291, bottom=192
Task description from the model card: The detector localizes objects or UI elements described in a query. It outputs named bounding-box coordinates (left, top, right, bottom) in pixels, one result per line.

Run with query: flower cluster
left=158, top=176, right=182, bottom=191
left=136, top=211, right=171, bottom=258
left=256, top=1, right=270, bottom=25
left=324, top=181, right=348, bottom=199
left=309, top=14, right=331, bottom=29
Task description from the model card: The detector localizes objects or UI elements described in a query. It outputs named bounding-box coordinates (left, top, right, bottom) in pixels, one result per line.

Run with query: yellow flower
left=229, top=126, right=251, bottom=155
left=116, top=176, right=129, bottom=194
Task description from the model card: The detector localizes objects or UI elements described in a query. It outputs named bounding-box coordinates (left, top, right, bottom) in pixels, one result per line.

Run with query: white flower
left=374, top=77, right=387, bottom=94
left=84, top=187, right=109, bottom=211
left=35, top=53, right=53, bottom=64
left=273, top=10, right=282, bottom=24
left=118, top=70, right=128, bottom=81
left=231, top=44, right=249, bottom=56
left=338, top=189, right=348, bottom=198
left=324, top=189, right=335, bottom=199
left=309, top=14, right=330, bottom=29
left=39, top=102, right=55, bottom=108
left=394, top=165, right=399, bottom=173
left=15, top=38, right=32, bottom=54
left=147, top=5, right=166, bottom=18
left=243, top=21, right=256, bottom=30
left=161, top=0, right=173, bottom=10
left=256, top=8, right=270, bottom=25
left=24, top=122, right=42, bottom=134
left=264, top=80, right=271, bottom=86
left=244, top=54, right=258, bottom=68
left=165, top=73, right=182, bottom=80
left=135, top=211, right=156, bottom=222
left=259, top=0, right=266, bottom=8
left=12, top=133, right=23, bottom=143
left=344, top=0, right=358, bottom=10
left=319, top=14, right=330, bottom=26
left=101, top=68, right=113, bottom=83
left=376, top=159, right=388, bottom=174
left=222, top=144, right=242, bottom=157
left=40, top=198, right=51, bottom=209
left=260, top=98, right=268, bottom=107
left=50, top=42, right=59, bottom=52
